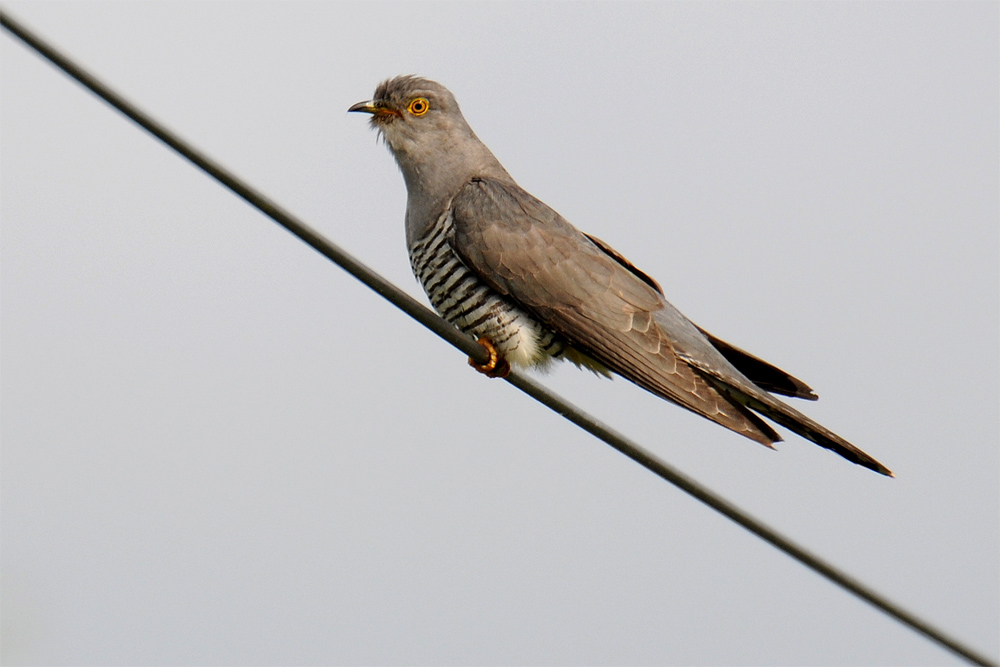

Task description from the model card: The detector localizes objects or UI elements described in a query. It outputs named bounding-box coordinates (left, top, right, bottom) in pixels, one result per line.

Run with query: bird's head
left=349, top=76, right=510, bottom=211
left=349, top=75, right=470, bottom=156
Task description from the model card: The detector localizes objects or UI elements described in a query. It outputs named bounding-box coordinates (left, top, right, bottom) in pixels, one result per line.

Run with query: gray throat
left=392, top=133, right=513, bottom=247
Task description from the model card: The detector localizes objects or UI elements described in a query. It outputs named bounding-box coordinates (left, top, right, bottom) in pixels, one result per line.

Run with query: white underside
left=501, top=316, right=552, bottom=368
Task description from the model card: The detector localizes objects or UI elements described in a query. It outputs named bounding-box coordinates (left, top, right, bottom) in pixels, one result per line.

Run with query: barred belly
left=409, top=211, right=564, bottom=368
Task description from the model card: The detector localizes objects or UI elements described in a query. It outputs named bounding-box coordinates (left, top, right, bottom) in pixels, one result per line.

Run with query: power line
left=1, top=8, right=994, bottom=666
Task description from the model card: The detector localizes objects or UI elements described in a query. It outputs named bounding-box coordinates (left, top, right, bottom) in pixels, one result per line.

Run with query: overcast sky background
left=2, top=3, right=997, bottom=665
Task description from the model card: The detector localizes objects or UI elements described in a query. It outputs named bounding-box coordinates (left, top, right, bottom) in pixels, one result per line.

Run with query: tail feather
left=702, top=375, right=894, bottom=477
left=695, top=326, right=818, bottom=401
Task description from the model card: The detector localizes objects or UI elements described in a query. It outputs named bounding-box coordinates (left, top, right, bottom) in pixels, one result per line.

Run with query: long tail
left=703, top=375, right=893, bottom=477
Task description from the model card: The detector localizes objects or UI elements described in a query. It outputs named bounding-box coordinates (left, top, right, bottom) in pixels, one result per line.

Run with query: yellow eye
left=407, top=97, right=430, bottom=116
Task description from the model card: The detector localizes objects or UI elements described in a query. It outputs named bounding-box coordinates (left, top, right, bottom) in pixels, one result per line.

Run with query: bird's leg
left=468, top=337, right=510, bottom=378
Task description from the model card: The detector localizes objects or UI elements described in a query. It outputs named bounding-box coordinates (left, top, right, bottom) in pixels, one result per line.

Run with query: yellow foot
left=468, top=337, right=511, bottom=378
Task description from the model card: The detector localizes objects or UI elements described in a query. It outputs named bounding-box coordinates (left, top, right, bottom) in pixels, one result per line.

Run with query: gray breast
left=408, top=208, right=565, bottom=367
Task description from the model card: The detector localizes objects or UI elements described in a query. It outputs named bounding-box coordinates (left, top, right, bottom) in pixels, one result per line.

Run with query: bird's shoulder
left=449, top=177, right=662, bottom=312
left=451, top=176, right=569, bottom=234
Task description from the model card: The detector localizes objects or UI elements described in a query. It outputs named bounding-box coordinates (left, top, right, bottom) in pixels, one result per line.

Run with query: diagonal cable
left=1, top=9, right=994, bottom=667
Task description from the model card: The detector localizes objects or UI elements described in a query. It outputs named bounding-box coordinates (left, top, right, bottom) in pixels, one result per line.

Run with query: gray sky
left=2, top=2, right=997, bottom=665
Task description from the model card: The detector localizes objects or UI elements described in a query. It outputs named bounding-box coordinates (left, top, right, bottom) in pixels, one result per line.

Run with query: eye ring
left=407, top=97, right=430, bottom=116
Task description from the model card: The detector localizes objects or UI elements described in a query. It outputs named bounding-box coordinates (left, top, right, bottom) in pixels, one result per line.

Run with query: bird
left=349, top=75, right=892, bottom=476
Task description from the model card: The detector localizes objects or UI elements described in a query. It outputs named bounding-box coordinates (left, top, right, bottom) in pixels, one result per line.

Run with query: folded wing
left=449, top=177, right=891, bottom=476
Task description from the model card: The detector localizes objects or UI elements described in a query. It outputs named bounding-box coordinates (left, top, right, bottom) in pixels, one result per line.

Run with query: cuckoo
left=350, top=76, right=891, bottom=476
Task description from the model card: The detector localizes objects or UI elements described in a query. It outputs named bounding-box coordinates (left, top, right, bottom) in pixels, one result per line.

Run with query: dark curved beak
left=348, top=100, right=401, bottom=120
left=348, top=100, right=378, bottom=114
